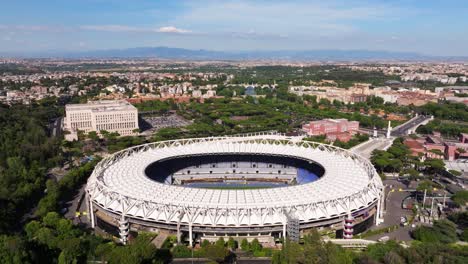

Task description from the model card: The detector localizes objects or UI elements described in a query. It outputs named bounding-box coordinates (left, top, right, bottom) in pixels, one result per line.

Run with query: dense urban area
left=1, top=59, right=468, bottom=264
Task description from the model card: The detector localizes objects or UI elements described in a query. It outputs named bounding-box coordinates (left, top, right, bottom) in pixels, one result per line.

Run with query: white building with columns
left=64, top=100, right=139, bottom=141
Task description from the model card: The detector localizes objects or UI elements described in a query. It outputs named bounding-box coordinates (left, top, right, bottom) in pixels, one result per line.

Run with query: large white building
left=86, top=134, right=384, bottom=245
left=64, top=100, right=139, bottom=141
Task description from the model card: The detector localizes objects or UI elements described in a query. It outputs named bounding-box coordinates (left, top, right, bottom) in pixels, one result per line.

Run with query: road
left=49, top=117, right=63, bottom=137
left=367, top=179, right=413, bottom=242
left=350, top=137, right=394, bottom=159
left=64, top=183, right=90, bottom=226
left=391, top=115, right=431, bottom=137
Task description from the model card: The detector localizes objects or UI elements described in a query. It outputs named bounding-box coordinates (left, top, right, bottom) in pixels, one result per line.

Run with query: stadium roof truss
left=86, top=133, right=384, bottom=227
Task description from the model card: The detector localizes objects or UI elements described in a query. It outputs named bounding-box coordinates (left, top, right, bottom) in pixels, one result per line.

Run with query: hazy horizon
left=2, top=1, right=468, bottom=56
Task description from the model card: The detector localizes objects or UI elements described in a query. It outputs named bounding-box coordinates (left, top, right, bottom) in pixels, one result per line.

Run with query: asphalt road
left=391, top=115, right=429, bottom=137
left=367, top=179, right=413, bottom=241
left=351, top=138, right=394, bottom=159
left=64, top=183, right=89, bottom=226
left=49, top=117, right=63, bottom=137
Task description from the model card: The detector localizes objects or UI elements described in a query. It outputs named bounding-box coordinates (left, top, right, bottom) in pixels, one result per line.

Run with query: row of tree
left=0, top=100, right=63, bottom=233
left=371, top=138, right=446, bottom=177
left=272, top=230, right=468, bottom=264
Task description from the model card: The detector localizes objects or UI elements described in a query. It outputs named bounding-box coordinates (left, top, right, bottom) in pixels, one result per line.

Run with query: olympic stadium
left=85, top=133, right=384, bottom=245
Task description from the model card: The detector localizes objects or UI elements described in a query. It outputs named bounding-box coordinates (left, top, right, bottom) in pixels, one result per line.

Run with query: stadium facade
left=85, top=133, right=384, bottom=245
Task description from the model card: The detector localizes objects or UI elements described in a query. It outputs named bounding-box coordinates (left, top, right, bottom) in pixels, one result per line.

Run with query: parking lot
left=140, top=114, right=191, bottom=134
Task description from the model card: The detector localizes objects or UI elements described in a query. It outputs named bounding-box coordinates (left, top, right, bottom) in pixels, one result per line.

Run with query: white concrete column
left=189, top=223, right=193, bottom=247
left=177, top=221, right=181, bottom=244
left=88, top=194, right=95, bottom=228
left=85, top=192, right=90, bottom=220
left=376, top=198, right=382, bottom=225
left=283, top=221, right=287, bottom=240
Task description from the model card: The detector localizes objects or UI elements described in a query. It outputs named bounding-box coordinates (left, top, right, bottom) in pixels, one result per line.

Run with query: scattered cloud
left=80, top=25, right=192, bottom=34
left=167, top=0, right=403, bottom=37
left=0, top=0, right=466, bottom=56
left=157, top=26, right=190, bottom=33
left=0, top=25, right=67, bottom=33
left=80, top=25, right=140, bottom=32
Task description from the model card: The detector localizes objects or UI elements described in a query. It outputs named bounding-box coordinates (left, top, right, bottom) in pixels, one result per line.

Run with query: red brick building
left=326, top=132, right=353, bottom=142
left=302, top=119, right=360, bottom=136
left=404, top=134, right=468, bottom=161
left=460, top=133, right=468, bottom=144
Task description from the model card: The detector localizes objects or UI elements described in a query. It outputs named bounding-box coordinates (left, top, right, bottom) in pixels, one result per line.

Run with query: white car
left=378, top=236, right=390, bottom=242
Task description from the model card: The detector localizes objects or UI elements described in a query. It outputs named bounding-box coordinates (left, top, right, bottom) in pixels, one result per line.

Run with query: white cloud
left=15, top=25, right=50, bottom=31
left=80, top=25, right=191, bottom=34
left=168, top=0, right=402, bottom=37
left=80, top=25, right=141, bottom=32
left=0, top=25, right=67, bottom=33
left=157, top=26, right=191, bottom=33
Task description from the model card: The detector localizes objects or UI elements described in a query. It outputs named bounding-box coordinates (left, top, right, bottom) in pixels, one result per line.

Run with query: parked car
left=378, top=236, right=390, bottom=242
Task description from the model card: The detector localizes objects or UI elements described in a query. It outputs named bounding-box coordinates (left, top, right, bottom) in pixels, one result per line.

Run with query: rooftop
left=65, top=100, right=136, bottom=112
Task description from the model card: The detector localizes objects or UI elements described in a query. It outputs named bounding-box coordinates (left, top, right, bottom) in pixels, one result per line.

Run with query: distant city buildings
left=0, top=70, right=228, bottom=105
left=64, top=100, right=139, bottom=141
left=302, top=119, right=359, bottom=142
left=289, top=83, right=372, bottom=105
left=289, top=84, right=468, bottom=106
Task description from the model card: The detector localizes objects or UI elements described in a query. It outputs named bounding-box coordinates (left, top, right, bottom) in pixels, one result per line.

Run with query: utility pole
left=443, top=191, right=447, bottom=208
left=430, top=197, right=435, bottom=219
left=386, top=121, right=392, bottom=139
left=423, top=189, right=427, bottom=208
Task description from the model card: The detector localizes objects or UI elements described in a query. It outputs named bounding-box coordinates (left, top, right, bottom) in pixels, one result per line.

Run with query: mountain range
left=1, top=47, right=467, bottom=61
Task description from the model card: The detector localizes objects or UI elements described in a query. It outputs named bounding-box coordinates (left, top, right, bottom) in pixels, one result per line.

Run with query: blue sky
left=1, top=0, right=468, bottom=56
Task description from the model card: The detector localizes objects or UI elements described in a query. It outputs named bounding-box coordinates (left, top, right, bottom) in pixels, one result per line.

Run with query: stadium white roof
left=87, top=134, right=383, bottom=226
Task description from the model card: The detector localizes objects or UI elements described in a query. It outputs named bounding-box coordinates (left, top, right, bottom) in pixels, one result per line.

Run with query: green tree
left=43, top=211, right=61, bottom=228
left=227, top=237, right=237, bottom=250
left=201, top=239, right=210, bottom=248
left=250, top=238, right=262, bottom=253
left=204, top=244, right=228, bottom=263
left=87, top=131, right=99, bottom=142
left=365, top=240, right=402, bottom=262
left=0, top=235, right=32, bottom=264
left=240, top=238, right=249, bottom=251
left=423, top=158, right=445, bottom=175
left=412, top=219, right=458, bottom=243
left=172, top=244, right=191, bottom=258
left=452, top=190, right=468, bottom=207
left=215, top=237, right=225, bottom=248
left=24, top=220, right=42, bottom=239
left=416, top=180, right=438, bottom=195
